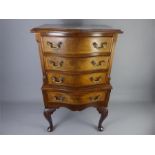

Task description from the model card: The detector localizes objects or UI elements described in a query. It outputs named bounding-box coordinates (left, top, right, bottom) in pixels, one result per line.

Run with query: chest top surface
left=31, top=24, right=123, bottom=34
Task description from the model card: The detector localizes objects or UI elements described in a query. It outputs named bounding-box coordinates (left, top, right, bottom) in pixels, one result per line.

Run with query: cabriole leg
left=44, top=108, right=56, bottom=132
left=97, top=107, right=108, bottom=131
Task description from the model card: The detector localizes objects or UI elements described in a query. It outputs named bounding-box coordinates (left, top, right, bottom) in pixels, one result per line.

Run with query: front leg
left=44, top=108, right=56, bottom=132
left=97, top=107, right=108, bottom=131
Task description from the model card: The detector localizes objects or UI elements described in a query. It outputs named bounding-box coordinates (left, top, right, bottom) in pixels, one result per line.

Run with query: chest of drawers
left=31, top=25, right=122, bottom=132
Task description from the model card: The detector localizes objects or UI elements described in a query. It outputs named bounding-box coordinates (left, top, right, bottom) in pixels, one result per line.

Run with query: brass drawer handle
left=93, top=42, right=107, bottom=49
left=51, top=77, right=64, bottom=84
left=54, top=96, right=65, bottom=102
left=91, top=60, right=105, bottom=66
left=90, top=76, right=102, bottom=83
left=47, top=41, right=62, bottom=49
left=49, top=60, right=64, bottom=67
left=89, top=95, right=100, bottom=102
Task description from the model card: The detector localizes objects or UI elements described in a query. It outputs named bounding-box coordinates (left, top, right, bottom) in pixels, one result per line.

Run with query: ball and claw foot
left=97, top=107, right=108, bottom=132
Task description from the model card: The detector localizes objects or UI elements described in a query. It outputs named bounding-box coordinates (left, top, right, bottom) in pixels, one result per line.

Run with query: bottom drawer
left=42, top=88, right=110, bottom=105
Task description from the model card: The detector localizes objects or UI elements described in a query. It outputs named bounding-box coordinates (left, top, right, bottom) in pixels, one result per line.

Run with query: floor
left=0, top=100, right=155, bottom=135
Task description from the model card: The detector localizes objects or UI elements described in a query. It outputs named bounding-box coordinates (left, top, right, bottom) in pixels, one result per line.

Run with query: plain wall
left=0, top=19, right=155, bottom=103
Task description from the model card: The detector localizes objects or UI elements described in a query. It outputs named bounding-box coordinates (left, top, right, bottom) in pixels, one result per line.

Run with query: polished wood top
left=31, top=24, right=123, bottom=33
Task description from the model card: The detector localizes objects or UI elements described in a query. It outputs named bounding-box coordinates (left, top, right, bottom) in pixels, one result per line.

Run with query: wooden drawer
left=47, top=72, right=107, bottom=87
left=45, top=90, right=107, bottom=105
left=42, top=37, right=113, bottom=54
left=44, top=55, right=109, bottom=71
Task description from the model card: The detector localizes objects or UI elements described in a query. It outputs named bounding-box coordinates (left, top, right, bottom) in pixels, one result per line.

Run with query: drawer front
left=44, top=55, right=109, bottom=71
left=42, top=37, right=113, bottom=54
left=47, top=72, right=107, bottom=87
left=46, top=91, right=106, bottom=105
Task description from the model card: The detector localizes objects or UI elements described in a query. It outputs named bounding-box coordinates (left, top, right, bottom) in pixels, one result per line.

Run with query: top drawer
left=42, top=37, right=113, bottom=54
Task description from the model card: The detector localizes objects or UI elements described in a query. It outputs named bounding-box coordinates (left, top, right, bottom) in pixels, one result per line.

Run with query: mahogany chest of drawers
left=31, top=25, right=122, bottom=132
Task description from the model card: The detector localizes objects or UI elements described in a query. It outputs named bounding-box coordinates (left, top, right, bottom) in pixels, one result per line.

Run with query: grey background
left=0, top=19, right=155, bottom=134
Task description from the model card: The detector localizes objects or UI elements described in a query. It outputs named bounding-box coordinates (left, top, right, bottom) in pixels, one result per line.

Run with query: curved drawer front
left=44, top=55, right=109, bottom=71
left=42, top=37, right=113, bottom=54
left=46, top=91, right=106, bottom=105
left=47, top=72, right=107, bottom=87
